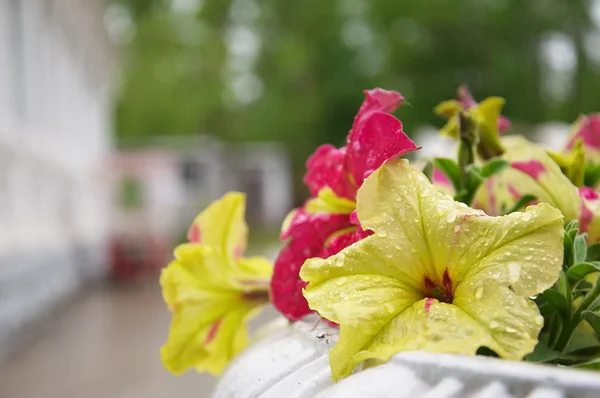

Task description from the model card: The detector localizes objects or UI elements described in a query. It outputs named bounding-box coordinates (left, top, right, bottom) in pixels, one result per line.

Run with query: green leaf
left=479, top=158, right=510, bottom=178
left=583, top=311, right=600, bottom=335
left=540, top=289, right=570, bottom=319
left=525, top=341, right=563, bottom=363
left=501, top=194, right=537, bottom=215
left=459, top=167, right=484, bottom=205
left=476, top=346, right=500, bottom=357
left=565, top=346, right=600, bottom=358
left=565, top=219, right=580, bottom=236
left=574, top=357, right=600, bottom=370
left=587, top=243, right=600, bottom=262
left=564, top=233, right=575, bottom=270
left=584, top=163, right=600, bottom=188
left=433, top=158, right=461, bottom=192
left=567, top=262, right=600, bottom=281
left=574, top=234, right=588, bottom=265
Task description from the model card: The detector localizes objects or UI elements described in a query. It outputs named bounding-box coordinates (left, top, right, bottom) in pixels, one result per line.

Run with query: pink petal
left=304, top=144, right=355, bottom=200
left=346, top=111, right=420, bottom=186
left=457, top=84, right=477, bottom=109
left=579, top=187, right=600, bottom=241
left=580, top=186, right=599, bottom=201
left=188, top=224, right=201, bottom=243
left=498, top=115, right=512, bottom=134
left=568, top=114, right=600, bottom=150
left=204, top=320, right=222, bottom=344
left=271, top=209, right=352, bottom=321
left=511, top=160, right=546, bottom=180
left=432, top=167, right=452, bottom=189
left=349, top=210, right=360, bottom=226
left=319, top=228, right=373, bottom=259
left=355, top=88, right=405, bottom=124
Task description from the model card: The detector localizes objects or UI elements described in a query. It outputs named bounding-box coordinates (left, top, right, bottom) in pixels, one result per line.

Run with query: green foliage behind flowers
left=526, top=220, right=600, bottom=368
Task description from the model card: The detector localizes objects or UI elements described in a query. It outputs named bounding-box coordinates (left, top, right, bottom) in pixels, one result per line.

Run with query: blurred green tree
left=110, top=0, right=600, bottom=202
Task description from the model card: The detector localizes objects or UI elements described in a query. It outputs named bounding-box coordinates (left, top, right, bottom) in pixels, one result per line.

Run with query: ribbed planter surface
left=213, top=316, right=600, bottom=398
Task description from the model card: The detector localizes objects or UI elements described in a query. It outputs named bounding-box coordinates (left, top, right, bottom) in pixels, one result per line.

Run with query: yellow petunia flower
left=300, top=159, right=564, bottom=381
left=160, top=192, right=272, bottom=375
left=474, top=136, right=581, bottom=221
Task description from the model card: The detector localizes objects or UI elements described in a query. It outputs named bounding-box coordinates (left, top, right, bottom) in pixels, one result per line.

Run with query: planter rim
left=213, top=316, right=600, bottom=398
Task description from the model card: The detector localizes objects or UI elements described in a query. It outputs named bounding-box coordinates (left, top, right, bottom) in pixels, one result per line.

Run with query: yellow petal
left=439, top=116, right=460, bottom=139
left=340, top=300, right=496, bottom=377
left=453, top=275, right=544, bottom=358
left=434, top=99, right=462, bottom=119
left=236, top=256, right=274, bottom=287
left=188, top=192, right=248, bottom=259
left=473, top=97, right=506, bottom=158
left=300, top=268, right=420, bottom=380
left=548, top=138, right=585, bottom=187
left=475, top=136, right=581, bottom=220
left=305, top=187, right=356, bottom=215
left=160, top=240, right=270, bottom=375
left=162, top=245, right=237, bottom=308
left=456, top=204, right=563, bottom=296
left=474, top=97, right=504, bottom=137
left=301, top=159, right=564, bottom=380
left=160, top=303, right=252, bottom=375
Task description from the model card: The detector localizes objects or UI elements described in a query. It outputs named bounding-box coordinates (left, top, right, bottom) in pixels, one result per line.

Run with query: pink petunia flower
left=270, top=89, right=420, bottom=321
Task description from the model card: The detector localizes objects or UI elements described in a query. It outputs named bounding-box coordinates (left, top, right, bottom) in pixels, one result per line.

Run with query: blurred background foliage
left=108, top=0, right=600, bottom=200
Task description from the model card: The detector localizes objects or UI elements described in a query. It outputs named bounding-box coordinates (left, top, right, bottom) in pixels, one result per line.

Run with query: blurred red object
left=109, top=235, right=168, bottom=282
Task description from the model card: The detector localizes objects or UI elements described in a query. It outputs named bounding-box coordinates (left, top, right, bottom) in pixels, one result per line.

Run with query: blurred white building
left=0, top=0, right=113, bottom=357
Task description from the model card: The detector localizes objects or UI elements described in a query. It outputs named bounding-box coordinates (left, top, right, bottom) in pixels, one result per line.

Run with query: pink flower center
left=424, top=269, right=454, bottom=304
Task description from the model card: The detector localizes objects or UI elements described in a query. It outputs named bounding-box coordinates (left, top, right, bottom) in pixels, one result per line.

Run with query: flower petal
left=304, top=144, right=356, bottom=200
left=160, top=236, right=270, bottom=375
left=319, top=228, right=373, bottom=259
left=580, top=187, right=600, bottom=243
left=160, top=303, right=252, bottom=375
left=475, top=136, right=580, bottom=220
left=271, top=210, right=353, bottom=320
left=187, top=192, right=248, bottom=259
left=305, top=187, right=356, bottom=215
left=457, top=85, right=511, bottom=133
left=302, top=159, right=563, bottom=379
left=300, top=266, right=420, bottom=380
left=567, top=114, right=600, bottom=162
left=354, top=88, right=404, bottom=124
left=357, top=159, right=564, bottom=297
left=346, top=111, right=419, bottom=187
left=453, top=276, right=544, bottom=359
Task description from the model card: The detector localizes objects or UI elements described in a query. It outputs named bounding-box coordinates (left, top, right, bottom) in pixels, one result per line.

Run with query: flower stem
left=572, top=277, right=600, bottom=326
left=555, top=277, right=600, bottom=352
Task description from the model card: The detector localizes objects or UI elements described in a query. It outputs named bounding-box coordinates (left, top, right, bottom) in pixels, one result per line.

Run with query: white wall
left=0, top=0, right=114, bottom=357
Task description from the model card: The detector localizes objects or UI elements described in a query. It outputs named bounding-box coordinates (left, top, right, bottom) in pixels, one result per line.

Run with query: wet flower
left=579, top=187, right=600, bottom=244
left=160, top=193, right=272, bottom=375
left=474, top=136, right=600, bottom=242
left=300, top=159, right=563, bottom=380
left=566, top=114, right=600, bottom=162
left=271, top=89, right=419, bottom=321
left=474, top=136, right=580, bottom=220
left=549, top=138, right=585, bottom=188
left=435, top=85, right=510, bottom=159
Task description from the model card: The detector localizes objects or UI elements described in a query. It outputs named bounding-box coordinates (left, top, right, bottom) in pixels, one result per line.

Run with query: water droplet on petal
left=336, top=277, right=348, bottom=286
left=475, top=287, right=484, bottom=299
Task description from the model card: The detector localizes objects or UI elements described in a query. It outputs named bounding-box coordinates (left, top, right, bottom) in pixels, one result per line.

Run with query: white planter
left=213, top=316, right=600, bottom=398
